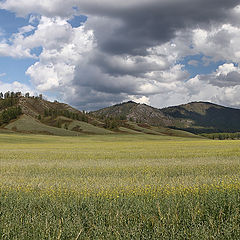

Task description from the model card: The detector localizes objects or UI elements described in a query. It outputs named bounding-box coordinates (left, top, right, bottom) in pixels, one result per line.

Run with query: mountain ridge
left=1, top=92, right=239, bottom=136
left=0, top=93, right=198, bottom=137
left=92, top=100, right=240, bottom=133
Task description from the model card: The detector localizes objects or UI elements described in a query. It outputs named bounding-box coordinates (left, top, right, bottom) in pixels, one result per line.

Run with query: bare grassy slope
left=5, top=115, right=80, bottom=136
left=67, top=119, right=114, bottom=134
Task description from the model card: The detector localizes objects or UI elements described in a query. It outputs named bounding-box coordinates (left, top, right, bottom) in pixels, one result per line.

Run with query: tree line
left=43, top=109, right=89, bottom=123
left=202, top=132, right=240, bottom=140
left=0, top=91, right=43, bottom=100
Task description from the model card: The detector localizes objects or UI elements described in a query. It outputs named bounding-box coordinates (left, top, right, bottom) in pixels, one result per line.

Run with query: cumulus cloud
left=0, top=0, right=77, bottom=18
left=199, top=63, right=240, bottom=87
left=214, top=86, right=240, bottom=108
left=192, top=24, right=240, bottom=64
left=0, top=23, right=36, bottom=58
left=0, top=41, right=34, bottom=58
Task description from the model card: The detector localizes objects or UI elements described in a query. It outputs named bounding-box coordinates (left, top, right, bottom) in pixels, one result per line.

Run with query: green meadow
left=1, top=133, right=240, bottom=239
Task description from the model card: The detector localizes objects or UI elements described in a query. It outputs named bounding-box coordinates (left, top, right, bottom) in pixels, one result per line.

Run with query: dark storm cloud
left=89, top=51, right=167, bottom=78
left=73, top=63, right=142, bottom=95
left=81, top=0, right=240, bottom=55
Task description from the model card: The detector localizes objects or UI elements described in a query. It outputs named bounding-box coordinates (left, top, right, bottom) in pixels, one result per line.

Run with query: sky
left=0, top=1, right=240, bottom=110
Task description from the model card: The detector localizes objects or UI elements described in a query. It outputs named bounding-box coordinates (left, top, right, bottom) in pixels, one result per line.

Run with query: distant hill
left=0, top=94, right=198, bottom=138
left=92, top=101, right=240, bottom=134
left=91, top=101, right=176, bottom=126
left=162, top=101, right=240, bottom=133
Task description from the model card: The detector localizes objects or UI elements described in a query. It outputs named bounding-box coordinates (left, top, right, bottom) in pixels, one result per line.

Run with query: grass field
left=1, top=133, right=240, bottom=239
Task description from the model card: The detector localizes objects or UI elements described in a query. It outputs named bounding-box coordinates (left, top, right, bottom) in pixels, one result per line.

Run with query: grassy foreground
left=0, top=133, right=240, bottom=239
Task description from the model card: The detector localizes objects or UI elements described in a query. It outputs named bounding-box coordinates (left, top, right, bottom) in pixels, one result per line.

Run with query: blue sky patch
left=0, top=57, right=37, bottom=84
left=31, top=47, right=43, bottom=58
left=0, top=9, right=30, bottom=38
left=67, top=15, right=87, bottom=28
left=179, top=54, right=225, bottom=78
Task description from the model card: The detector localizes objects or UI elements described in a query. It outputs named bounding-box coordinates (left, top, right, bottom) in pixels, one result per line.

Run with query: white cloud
left=198, top=63, right=240, bottom=88
left=26, top=62, right=75, bottom=91
left=0, top=41, right=34, bottom=58
left=214, top=86, right=240, bottom=108
left=0, top=0, right=77, bottom=18
left=26, top=17, right=95, bottom=93
left=179, top=64, right=240, bottom=108
left=0, top=81, right=33, bottom=94
left=130, top=96, right=150, bottom=105
left=216, top=63, right=239, bottom=76
left=150, top=76, right=221, bottom=109
left=13, top=17, right=75, bottom=51
left=0, top=23, right=36, bottom=58
left=192, top=24, right=240, bottom=64
left=18, top=25, right=35, bottom=34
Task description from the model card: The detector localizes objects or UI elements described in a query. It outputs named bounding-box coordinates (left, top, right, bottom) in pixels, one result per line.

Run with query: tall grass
left=0, top=133, right=240, bottom=239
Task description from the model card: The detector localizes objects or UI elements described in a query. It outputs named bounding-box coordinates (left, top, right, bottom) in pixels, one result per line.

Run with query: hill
left=0, top=95, right=113, bottom=136
left=91, top=101, right=176, bottom=126
left=162, top=101, right=240, bottom=133
left=92, top=101, right=240, bottom=134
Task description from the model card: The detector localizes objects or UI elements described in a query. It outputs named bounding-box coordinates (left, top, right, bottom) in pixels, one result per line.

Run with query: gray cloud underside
left=81, top=0, right=240, bottom=54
